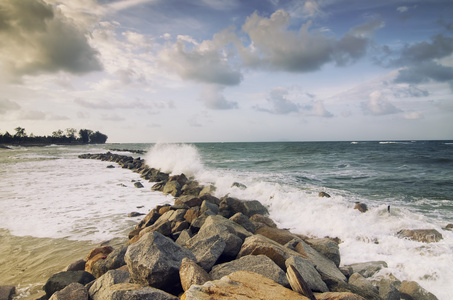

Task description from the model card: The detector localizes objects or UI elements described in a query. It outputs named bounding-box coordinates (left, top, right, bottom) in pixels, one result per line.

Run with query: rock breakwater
left=6, top=151, right=439, bottom=300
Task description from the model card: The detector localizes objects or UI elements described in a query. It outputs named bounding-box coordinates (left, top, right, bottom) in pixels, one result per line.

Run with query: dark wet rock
left=181, top=181, right=203, bottom=196
left=106, top=165, right=115, bottom=169
left=354, top=203, right=368, bottom=213
left=128, top=211, right=144, bottom=217
left=133, top=182, right=144, bottom=188
left=232, top=182, right=247, bottom=189
left=210, top=254, right=290, bottom=288
left=44, top=271, right=95, bottom=298
left=124, top=231, right=196, bottom=292
left=151, top=181, right=166, bottom=192
left=445, top=223, right=453, bottom=230
left=397, top=229, right=443, bottom=243
left=48, top=283, right=88, bottom=300
left=200, top=193, right=221, bottom=205
left=319, top=192, right=331, bottom=198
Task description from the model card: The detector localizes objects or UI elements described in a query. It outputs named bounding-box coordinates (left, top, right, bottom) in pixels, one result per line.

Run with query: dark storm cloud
left=0, top=0, right=102, bottom=80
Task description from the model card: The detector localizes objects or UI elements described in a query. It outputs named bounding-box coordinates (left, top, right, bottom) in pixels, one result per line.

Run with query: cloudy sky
left=1, top=0, right=452, bottom=142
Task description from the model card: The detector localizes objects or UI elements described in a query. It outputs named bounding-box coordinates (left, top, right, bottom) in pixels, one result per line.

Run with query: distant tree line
left=0, top=127, right=108, bottom=145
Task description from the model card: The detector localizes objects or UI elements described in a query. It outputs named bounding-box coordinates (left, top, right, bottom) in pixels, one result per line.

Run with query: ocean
left=1, top=141, right=452, bottom=299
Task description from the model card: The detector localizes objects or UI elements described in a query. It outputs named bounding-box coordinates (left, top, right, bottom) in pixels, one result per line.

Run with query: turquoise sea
left=0, top=141, right=452, bottom=299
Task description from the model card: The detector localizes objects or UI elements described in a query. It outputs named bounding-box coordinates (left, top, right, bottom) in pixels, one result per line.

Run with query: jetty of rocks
left=7, top=151, right=441, bottom=300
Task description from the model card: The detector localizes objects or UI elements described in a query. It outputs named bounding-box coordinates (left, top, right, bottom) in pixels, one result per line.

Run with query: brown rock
left=286, top=265, right=316, bottom=300
left=396, top=229, right=443, bottom=243
left=0, top=285, right=15, bottom=300
left=184, top=208, right=200, bottom=223
left=159, top=206, right=171, bottom=215
left=319, top=192, right=331, bottom=198
left=85, top=246, right=114, bottom=274
left=249, top=214, right=277, bottom=228
left=399, top=280, right=438, bottom=300
left=255, top=226, right=299, bottom=245
left=179, top=257, right=211, bottom=292
left=183, top=271, right=309, bottom=300
left=176, top=195, right=203, bottom=208
left=314, top=292, right=365, bottom=300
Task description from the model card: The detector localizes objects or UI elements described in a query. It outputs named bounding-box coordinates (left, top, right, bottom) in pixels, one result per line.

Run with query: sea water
left=1, top=141, right=452, bottom=299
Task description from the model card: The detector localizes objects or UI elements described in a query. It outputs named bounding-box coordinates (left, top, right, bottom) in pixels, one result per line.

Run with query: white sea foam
left=0, top=150, right=172, bottom=242
left=142, top=143, right=453, bottom=300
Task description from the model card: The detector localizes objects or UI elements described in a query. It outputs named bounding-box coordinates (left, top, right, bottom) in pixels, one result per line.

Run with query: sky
left=0, top=0, right=452, bottom=143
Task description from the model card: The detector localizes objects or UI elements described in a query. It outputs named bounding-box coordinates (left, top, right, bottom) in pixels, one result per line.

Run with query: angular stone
left=285, top=256, right=328, bottom=292
left=305, top=238, right=341, bottom=267
left=64, top=259, right=86, bottom=272
left=348, top=273, right=378, bottom=294
left=202, top=215, right=253, bottom=241
left=399, top=280, right=438, bottom=300
left=186, top=234, right=226, bottom=271
left=314, top=292, right=365, bottom=300
left=49, top=283, right=88, bottom=300
left=378, top=279, right=400, bottom=300
left=184, top=208, right=200, bottom=223
left=229, top=212, right=255, bottom=234
left=344, top=261, right=388, bottom=278
left=286, top=265, right=316, bottom=300
left=93, top=283, right=178, bottom=300
left=183, top=271, right=309, bottom=300
left=91, top=245, right=128, bottom=278
left=397, top=229, right=443, bottom=243
left=176, top=229, right=193, bottom=246
left=210, top=254, right=290, bottom=288
left=200, top=200, right=219, bottom=215
left=200, top=194, right=221, bottom=205
left=179, top=257, right=211, bottom=292
left=255, top=226, right=299, bottom=245
left=323, top=276, right=381, bottom=300
left=138, top=219, right=172, bottom=238
left=163, top=180, right=182, bottom=197
left=135, top=208, right=160, bottom=229
left=219, top=197, right=268, bottom=218
left=176, top=195, right=203, bottom=208
left=249, top=214, right=277, bottom=228
left=44, top=271, right=95, bottom=298
left=199, top=185, right=216, bottom=197
left=133, top=182, right=144, bottom=188
left=124, top=231, right=196, bottom=292
left=88, top=269, right=130, bottom=300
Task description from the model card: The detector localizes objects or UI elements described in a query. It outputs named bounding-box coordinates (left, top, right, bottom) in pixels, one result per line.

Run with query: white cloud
left=199, top=85, right=238, bottom=110
left=397, top=6, right=409, bottom=13
left=361, top=91, right=401, bottom=116
left=0, top=99, right=21, bottom=114
left=404, top=112, right=424, bottom=120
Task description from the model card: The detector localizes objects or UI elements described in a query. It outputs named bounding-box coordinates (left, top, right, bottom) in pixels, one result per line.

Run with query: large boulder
left=124, top=231, right=196, bottom=292
left=399, top=280, right=438, bottom=300
left=49, top=283, right=88, bottom=300
left=85, top=246, right=114, bottom=274
left=43, top=271, right=95, bottom=298
left=322, top=276, right=381, bottom=300
left=285, top=256, right=328, bottom=293
left=348, top=273, right=378, bottom=294
left=397, top=229, right=443, bottom=243
left=305, top=238, right=341, bottom=267
left=183, top=271, right=309, bottom=300
left=210, top=255, right=290, bottom=288
left=186, top=234, right=226, bottom=271
left=179, top=257, right=211, bottom=292
left=219, top=197, right=268, bottom=218
left=88, top=269, right=130, bottom=300
left=229, top=213, right=255, bottom=233
left=255, top=226, right=299, bottom=245
left=378, top=278, right=400, bottom=300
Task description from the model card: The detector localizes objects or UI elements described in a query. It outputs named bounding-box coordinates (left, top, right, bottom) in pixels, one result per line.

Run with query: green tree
left=52, top=129, right=64, bottom=138
left=89, top=131, right=108, bottom=144
left=14, top=127, right=26, bottom=138
left=79, top=129, right=93, bottom=143
left=65, top=128, right=77, bottom=140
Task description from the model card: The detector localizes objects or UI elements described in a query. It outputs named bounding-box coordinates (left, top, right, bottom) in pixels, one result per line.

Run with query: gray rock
left=379, top=279, right=401, bottom=300
left=92, top=283, right=178, bottom=300
left=323, top=276, right=382, bottom=300
left=305, top=238, right=341, bottom=267
left=210, top=255, right=290, bottom=288
left=163, top=181, right=181, bottom=197
left=219, top=197, right=268, bottom=218
left=133, top=182, right=144, bottom=188
left=175, top=195, right=203, bottom=207
left=199, top=185, right=216, bottom=197
left=64, top=259, right=86, bottom=272
left=0, top=285, right=15, bottom=300
left=285, top=256, right=328, bottom=292
left=348, top=272, right=378, bottom=294
left=89, top=269, right=130, bottom=300
left=200, top=200, right=219, bottom=215
left=44, top=271, right=95, bottom=298
left=125, top=231, right=196, bottom=292
left=399, top=280, right=438, bottom=300
left=175, top=229, right=193, bottom=246
left=249, top=214, right=277, bottom=228
left=49, top=283, right=88, bottom=300
left=186, top=234, right=226, bottom=271
left=345, top=261, right=388, bottom=278
left=202, top=215, right=253, bottom=241
left=229, top=213, right=255, bottom=234
left=91, top=245, right=129, bottom=278
left=151, top=181, right=166, bottom=192
left=397, top=229, right=443, bottom=243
